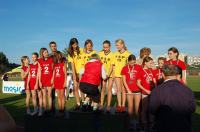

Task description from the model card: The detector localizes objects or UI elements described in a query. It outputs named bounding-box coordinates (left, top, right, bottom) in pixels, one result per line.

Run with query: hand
left=127, top=89, right=132, bottom=94
left=51, top=79, right=54, bottom=85
left=145, top=90, right=151, bottom=95
left=34, top=85, right=38, bottom=90
left=39, top=81, right=42, bottom=88
left=63, top=82, right=66, bottom=88
left=26, top=85, right=29, bottom=90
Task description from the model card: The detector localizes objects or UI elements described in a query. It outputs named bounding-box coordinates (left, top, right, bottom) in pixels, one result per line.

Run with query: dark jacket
left=149, top=79, right=196, bottom=132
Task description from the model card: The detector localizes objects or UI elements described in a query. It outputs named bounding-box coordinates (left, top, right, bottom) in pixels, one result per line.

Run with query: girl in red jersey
left=121, top=54, right=142, bottom=127
left=137, top=56, right=155, bottom=130
left=153, top=57, right=166, bottom=86
left=27, top=52, right=43, bottom=116
left=52, top=51, right=67, bottom=115
left=166, top=47, right=187, bottom=84
left=21, top=56, right=30, bottom=115
left=38, top=48, right=54, bottom=113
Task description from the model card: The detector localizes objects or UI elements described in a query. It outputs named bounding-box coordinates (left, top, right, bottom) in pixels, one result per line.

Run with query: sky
left=0, top=0, right=200, bottom=64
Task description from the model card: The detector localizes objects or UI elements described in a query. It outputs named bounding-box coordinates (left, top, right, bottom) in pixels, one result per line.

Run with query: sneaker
left=31, top=111, right=38, bottom=116
left=26, top=109, right=31, bottom=115
left=38, top=109, right=43, bottom=117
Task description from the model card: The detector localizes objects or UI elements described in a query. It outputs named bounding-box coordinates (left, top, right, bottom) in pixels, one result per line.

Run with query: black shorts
left=79, top=82, right=100, bottom=103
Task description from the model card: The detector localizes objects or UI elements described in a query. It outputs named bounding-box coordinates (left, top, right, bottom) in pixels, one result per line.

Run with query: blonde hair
left=115, top=39, right=127, bottom=50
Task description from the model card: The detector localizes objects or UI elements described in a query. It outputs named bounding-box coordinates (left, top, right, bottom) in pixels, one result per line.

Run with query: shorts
left=79, top=82, right=100, bottom=103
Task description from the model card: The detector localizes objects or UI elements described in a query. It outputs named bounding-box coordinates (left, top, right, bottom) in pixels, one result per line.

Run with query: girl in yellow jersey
left=82, top=39, right=97, bottom=66
left=98, top=40, right=114, bottom=112
left=113, top=39, right=131, bottom=113
left=67, top=38, right=84, bottom=110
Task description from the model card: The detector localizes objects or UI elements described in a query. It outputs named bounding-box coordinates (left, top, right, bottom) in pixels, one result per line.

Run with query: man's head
left=89, top=53, right=100, bottom=60
left=162, top=64, right=179, bottom=80
left=49, top=41, right=57, bottom=53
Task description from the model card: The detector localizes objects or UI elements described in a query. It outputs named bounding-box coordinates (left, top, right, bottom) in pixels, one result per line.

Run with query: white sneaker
left=38, top=110, right=43, bottom=116
left=26, top=109, right=31, bottom=115
left=31, top=110, right=38, bottom=116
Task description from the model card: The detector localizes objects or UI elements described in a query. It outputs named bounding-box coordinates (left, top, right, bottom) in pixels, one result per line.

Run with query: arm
left=63, top=63, right=67, bottom=88
left=182, top=70, right=187, bottom=85
left=122, top=75, right=131, bottom=94
left=71, top=62, right=77, bottom=81
left=38, top=63, right=42, bottom=88
left=51, top=67, right=55, bottom=88
left=21, top=68, right=29, bottom=80
left=137, top=79, right=151, bottom=95
left=26, top=70, right=31, bottom=90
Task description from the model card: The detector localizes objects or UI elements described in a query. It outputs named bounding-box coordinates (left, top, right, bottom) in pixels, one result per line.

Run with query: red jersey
left=22, top=65, right=29, bottom=90
left=153, top=68, right=164, bottom=85
left=80, top=60, right=102, bottom=86
left=121, top=64, right=142, bottom=92
left=137, top=68, right=155, bottom=95
left=54, top=61, right=66, bottom=89
left=165, top=59, right=186, bottom=70
left=29, top=63, right=39, bottom=90
left=38, top=57, right=53, bottom=87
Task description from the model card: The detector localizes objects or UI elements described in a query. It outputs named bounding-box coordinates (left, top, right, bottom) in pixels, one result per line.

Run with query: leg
left=25, top=90, right=31, bottom=114
left=56, top=90, right=61, bottom=111
left=100, top=80, right=107, bottom=107
left=37, top=90, right=43, bottom=116
left=133, top=93, right=141, bottom=120
left=106, top=78, right=114, bottom=111
left=47, top=87, right=52, bottom=110
left=42, top=88, right=47, bottom=110
left=127, top=94, right=134, bottom=118
left=31, top=90, right=37, bottom=111
left=122, top=78, right=127, bottom=107
left=74, top=79, right=81, bottom=105
left=115, top=77, right=122, bottom=107
left=31, top=90, right=38, bottom=115
left=61, top=89, right=65, bottom=111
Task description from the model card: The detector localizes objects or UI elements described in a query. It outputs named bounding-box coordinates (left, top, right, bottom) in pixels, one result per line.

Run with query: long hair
left=143, top=56, right=153, bottom=65
left=168, top=47, right=179, bottom=59
left=53, top=51, right=63, bottom=64
left=21, top=56, right=29, bottom=66
left=39, top=48, right=48, bottom=59
left=84, top=39, right=93, bottom=52
left=115, top=39, right=127, bottom=50
left=67, top=38, right=80, bottom=57
left=140, top=47, right=151, bottom=59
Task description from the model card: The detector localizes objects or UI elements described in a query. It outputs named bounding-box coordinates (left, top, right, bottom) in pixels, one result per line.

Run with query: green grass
left=0, top=76, right=200, bottom=131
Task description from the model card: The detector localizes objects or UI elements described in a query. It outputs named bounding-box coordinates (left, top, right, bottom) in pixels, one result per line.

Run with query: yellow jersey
left=82, top=50, right=97, bottom=66
left=113, top=50, right=131, bottom=77
left=98, top=51, right=114, bottom=76
left=67, top=48, right=84, bottom=74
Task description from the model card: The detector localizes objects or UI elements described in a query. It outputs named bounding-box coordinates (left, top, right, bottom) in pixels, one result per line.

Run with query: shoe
left=26, top=109, right=31, bottom=115
left=121, top=106, right=126, bottom=113
left=115, top=106, right=121, bottom=113
left=31, top=111, right=38, bottom=116
left=106, top=107, right=111, bottom=113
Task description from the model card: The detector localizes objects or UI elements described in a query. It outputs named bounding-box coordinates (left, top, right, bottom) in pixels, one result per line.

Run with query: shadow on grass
left=0, top=94, right=25, bottom=104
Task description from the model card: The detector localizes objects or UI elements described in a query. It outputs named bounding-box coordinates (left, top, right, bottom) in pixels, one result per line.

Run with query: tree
left=0, top=52, right=9, bottom=74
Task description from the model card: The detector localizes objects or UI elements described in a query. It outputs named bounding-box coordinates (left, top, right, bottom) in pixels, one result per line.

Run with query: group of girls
left=21, top=42, right=67, bottom=116
left=21, top=38, right=187, bottom=124
left=67, top=38, right=187, bottom=129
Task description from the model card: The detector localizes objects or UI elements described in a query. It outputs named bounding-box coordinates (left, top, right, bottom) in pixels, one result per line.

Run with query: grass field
left=0, top=76, right=200, bottom=131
